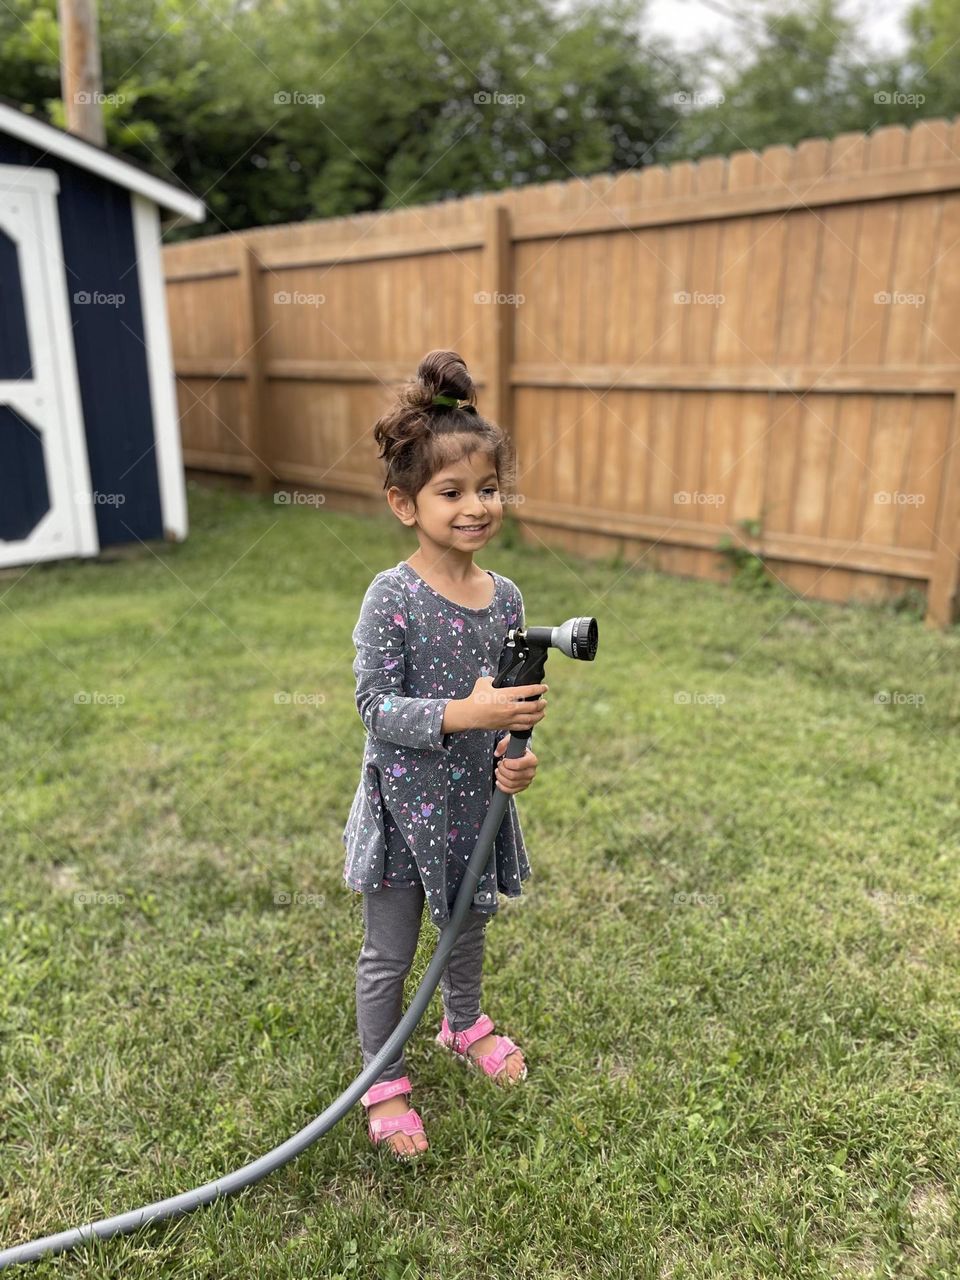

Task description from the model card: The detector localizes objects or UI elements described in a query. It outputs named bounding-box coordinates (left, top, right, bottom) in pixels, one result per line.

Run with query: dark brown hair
left=373, top=349, right=517, bottom=501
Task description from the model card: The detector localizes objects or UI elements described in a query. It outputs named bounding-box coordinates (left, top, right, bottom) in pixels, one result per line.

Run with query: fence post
left=482, top=203, right=513, bottom=434
left=237, top=239, right=273, bottom=494
left=925, top=393, right=960, bottom=629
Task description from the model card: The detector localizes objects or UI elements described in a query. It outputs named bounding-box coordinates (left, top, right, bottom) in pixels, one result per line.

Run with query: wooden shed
left=0, top=95, right=206, bottom=567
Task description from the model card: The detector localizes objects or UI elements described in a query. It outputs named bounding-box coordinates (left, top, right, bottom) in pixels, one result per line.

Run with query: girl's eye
left=441, top=488, right=498, bottom=498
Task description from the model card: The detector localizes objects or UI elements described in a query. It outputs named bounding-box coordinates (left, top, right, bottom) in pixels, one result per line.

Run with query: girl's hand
left=493, top=734, right=538, bottom=795
left=460, top=676, right=548, bottom=732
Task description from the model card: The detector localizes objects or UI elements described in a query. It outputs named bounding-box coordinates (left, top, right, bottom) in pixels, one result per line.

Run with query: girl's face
left=388, top=449, right=503, bottom=564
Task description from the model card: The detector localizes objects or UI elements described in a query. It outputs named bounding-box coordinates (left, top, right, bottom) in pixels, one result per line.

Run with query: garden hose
left=0, top=616, right=598, bottom=1270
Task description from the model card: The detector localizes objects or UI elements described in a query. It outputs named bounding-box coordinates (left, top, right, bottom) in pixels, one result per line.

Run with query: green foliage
left=904, top=0, right=960, bottom=115
left=0, top=0, right=682, bottom=238
left=716, top=517, right=776, bottom=594
left=863, top=584, right=929, bottom=622
left=0, top=0, right=61, bottom=101
left=664, top=0, right=911, bottom=159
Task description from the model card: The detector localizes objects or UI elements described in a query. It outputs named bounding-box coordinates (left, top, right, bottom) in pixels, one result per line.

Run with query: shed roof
left=0, top=96, right=206, bottom=223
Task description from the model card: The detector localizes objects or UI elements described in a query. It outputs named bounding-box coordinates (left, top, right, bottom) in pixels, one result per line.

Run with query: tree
left=664, top=0, right=913, bottom=160
left=902, top=0, right=960, bottom=117
left=1, top=0, right=683, bottom=236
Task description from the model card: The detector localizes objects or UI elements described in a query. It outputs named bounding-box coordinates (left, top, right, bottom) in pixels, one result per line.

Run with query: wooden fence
left=162, top=115, right=960, bottom=627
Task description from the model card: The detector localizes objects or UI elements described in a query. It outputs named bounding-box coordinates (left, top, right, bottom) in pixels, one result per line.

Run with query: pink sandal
left=360, top=1075, right=427, bottom=1162
left=435, top=1012, right=528, bottom=1085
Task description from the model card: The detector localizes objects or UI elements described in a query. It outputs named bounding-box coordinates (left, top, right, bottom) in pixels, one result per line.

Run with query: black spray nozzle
left=493, top=616, right=599, bottom=702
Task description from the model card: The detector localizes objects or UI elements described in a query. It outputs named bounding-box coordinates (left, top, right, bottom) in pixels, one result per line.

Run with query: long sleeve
left=352, top=576, right=454, bottom=752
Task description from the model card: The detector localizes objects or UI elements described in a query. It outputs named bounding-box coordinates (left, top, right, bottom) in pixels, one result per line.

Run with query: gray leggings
left=356, top=879, right=489, bottom=1085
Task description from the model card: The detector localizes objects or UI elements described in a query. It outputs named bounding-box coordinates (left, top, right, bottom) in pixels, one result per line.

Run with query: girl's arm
left=352, top=578, right=455, bottom=752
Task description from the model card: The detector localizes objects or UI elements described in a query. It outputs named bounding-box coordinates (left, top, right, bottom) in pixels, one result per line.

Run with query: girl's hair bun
left=415, top=349, right=477, bottom=410
left=372, top=349, right=516, bottom=500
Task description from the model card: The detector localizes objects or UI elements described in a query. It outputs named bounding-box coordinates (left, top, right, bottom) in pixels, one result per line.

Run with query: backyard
left=2, top=480, right=960, bottom=1278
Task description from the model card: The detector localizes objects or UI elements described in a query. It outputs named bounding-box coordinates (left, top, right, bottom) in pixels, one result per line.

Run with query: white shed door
left=0, top=166, right=98, bottom=567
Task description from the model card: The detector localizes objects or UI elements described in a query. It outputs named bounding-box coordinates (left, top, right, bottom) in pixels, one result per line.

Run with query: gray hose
left=0, top=732, right=530, bottom=1270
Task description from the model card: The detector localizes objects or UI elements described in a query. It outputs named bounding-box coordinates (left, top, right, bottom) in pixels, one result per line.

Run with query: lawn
left=2, top=480, right=960, bottom=1279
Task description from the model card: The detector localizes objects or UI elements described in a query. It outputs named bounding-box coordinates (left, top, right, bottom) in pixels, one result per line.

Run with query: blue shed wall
left=0, top=133, right=163, bottom=548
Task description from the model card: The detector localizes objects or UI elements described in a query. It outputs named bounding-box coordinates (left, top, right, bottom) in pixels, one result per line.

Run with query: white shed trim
left=132, top=192, right=188, bottom=541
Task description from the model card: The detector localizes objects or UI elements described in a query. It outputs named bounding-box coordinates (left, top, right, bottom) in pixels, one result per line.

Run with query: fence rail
left=162, top=115, right=960, bottom=627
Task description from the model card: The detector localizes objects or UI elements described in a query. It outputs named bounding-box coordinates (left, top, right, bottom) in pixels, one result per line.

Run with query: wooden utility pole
left=58, top=0, right=106, bottom=146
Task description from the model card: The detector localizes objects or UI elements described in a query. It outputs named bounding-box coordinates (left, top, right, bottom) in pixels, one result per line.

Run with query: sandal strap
left=369, top=1108, right=424, bottom=1140
left=446, top=1013, right=494, bottom=1053
left=361, top=1074, right=412, bottom=1109
left=474, top=1034, right=520, bottom=1077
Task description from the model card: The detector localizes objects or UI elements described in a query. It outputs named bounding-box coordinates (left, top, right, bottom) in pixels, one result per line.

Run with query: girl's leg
left=355, top=880, right=425, bottom=1085
left=438, top=910, right=526, bottom=1082
left=439, top=908, right=489, bottom=1033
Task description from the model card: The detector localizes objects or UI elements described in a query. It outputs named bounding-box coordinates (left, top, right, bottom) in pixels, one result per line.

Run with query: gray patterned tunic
left=342, top=559, right=532, bottom=928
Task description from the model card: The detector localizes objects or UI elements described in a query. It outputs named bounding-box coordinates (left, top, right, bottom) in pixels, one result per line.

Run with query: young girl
left=342, top=349, right=549, bottom=1162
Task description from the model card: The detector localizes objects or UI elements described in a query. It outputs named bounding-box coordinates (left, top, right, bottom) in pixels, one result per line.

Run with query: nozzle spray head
left=521, top=617, right=598, bottom=661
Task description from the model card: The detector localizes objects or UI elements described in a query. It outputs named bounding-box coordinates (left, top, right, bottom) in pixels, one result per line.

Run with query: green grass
left=2, top=479, right=960, bottom=1279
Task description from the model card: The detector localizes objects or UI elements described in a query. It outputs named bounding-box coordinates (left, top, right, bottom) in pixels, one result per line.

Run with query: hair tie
left=431, top=393, right=469, bottom=409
